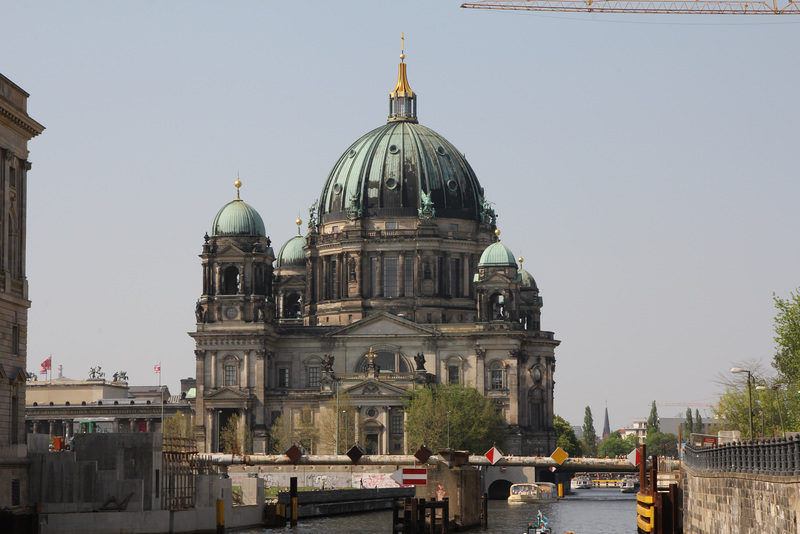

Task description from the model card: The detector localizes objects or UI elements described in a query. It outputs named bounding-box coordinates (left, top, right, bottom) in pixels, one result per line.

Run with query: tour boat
left=508, top=482, right=558, bottom=504
left=620, top=477, right=638, bottom=493
left=572, top=475, right=592, bottom=489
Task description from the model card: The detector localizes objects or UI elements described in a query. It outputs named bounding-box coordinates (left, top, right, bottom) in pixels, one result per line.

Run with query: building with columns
left=0, top=73, right=44, bottom=510
left=191, top=52, right=559, bottom=457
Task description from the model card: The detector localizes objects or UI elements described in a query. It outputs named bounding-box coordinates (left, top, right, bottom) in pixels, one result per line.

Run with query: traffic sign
left=550, top=446, right=568, bottom=465
left=627, top=448, right=641, bottom=467
left=390, top=467, right=428, bottom=486
left=485, top=446, right=503, bottom=465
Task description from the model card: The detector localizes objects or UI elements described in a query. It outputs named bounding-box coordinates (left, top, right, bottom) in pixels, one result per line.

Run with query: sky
left=3, top=1, right=799, bottom=434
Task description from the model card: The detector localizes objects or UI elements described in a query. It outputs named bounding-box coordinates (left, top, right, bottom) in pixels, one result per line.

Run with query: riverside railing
left=684, top=436, right=800, bottom=476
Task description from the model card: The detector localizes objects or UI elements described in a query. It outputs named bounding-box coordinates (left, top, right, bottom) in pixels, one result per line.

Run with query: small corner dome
left=518, top=269, right=538, bottom=290
left=276, top=234, right=307, bottom=268
left=211, top=199, right=266, bottom=237
left=478, top=242, right=517, bottom=268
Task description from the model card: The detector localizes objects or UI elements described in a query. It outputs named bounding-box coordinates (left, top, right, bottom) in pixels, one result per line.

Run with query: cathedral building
left=0, top=73, right=44, bottom=509
left=190, top=51, right=559, bottom=456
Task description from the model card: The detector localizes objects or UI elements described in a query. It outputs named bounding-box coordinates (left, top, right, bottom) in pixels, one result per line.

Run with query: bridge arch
left=487, top=479, right=514, bottom=500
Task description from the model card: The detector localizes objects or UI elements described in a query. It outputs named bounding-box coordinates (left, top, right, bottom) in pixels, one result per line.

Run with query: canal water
left=239, top=487, right=638, bottom=534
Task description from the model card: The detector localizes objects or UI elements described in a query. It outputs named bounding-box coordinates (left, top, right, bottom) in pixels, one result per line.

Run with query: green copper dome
left=316, top=57, right=485, bottom=224
left=276, top=234, right=307, bottom=268
left=211, top=199, right=266, bottom=237
left=478, top=242, right=517, bottom=268
left=518, top=268, right=538, bottom=290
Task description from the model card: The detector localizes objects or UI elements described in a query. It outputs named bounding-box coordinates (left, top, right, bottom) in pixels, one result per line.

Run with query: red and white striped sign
left=485, top=446, right=503, bottom=465
left=390, top=467, right=427, bottom=486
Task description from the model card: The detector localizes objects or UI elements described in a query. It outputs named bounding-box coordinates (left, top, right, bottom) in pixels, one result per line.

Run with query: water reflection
left=239, top=488, right=637, bottom=534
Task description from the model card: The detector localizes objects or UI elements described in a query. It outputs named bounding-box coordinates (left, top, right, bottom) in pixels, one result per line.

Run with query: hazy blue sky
left=4, top=1, right=799, bottom=434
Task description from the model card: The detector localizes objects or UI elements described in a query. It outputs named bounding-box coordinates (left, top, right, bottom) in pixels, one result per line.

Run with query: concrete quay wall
left=683, top=465, right=800, bottom=533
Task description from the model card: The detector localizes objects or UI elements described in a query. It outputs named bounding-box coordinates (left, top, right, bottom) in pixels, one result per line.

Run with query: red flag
left=39, top=356, right=51, bottom=374
left=154, top=364, right=161, bottom=373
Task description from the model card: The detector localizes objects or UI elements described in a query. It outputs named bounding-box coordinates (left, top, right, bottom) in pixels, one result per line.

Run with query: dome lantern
left=388, top=33, right=417, bottom=123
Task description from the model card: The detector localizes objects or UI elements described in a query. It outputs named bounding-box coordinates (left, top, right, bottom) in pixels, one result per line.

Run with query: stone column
left=398, top=251, right=406, bottom=296
left=376, top=251, right=383, bottom=297
left=475, top=347, right=486, bottom=393
left=243, top=350, right=250, bottom=389
left=210, top=350, right=217, bottom=388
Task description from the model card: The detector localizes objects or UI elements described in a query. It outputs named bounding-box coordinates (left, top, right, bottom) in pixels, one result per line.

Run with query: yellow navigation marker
left=550, top=446, right=569, bottom=465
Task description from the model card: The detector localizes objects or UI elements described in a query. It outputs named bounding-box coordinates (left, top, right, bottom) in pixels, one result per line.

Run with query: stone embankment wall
left=683, top=465, right=800, bottom=533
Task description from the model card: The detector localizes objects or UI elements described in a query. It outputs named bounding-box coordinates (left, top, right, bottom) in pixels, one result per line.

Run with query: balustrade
left=684, top=436, right=800, bottom=476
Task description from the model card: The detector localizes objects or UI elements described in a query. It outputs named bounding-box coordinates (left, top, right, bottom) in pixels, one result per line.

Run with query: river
left=237, top=487, right=638, bottom=534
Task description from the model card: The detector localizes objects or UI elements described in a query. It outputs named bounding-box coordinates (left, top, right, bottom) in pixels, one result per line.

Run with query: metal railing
left=684, top=436, right=800, bottom=476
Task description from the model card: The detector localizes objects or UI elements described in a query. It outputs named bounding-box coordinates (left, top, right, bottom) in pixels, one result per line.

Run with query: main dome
left=316, top=56, right=485, bottom=224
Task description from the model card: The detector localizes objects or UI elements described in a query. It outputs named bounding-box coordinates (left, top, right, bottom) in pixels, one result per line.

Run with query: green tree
left=404, top=383, right=507, bottom=453
left=597, top=431, right=636, bottom=458
left=554, top=415, right=582, bottom=457
left=647, top=401, right=660, bottom=433
left=220, top=414, right=253, bottom=454
left=625, top=433, right=640, bottom=451
left=163, top=413, right=192, bottom=439
left=270, top=406, right=322, bottom=454
left=771, top=288, right=800, bottom=383
left=318, top=392, right=363, bottom=454
left=582, top=406, right=597, bottom=456
left=645, top=429, right=678, bottom=458
left=694, top=409, right=702, bottom=434
left=683, top=408, right=694, bottom=438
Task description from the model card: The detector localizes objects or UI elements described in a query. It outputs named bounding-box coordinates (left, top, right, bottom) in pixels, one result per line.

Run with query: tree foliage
left=270, top=406, right=322, bottom=454
left=683, top=408, right=694, bottom=438
left=597, top=431, right=636, bottom=458
left=772, top=288, right=800, bottom=383
left=220, top=414, right=253, bottom=455
left=582, top=406, right=597, bottom=456
left=317, top=392, right=363, bottom=454
left=694, top=409, right=702, bottom=434
left=554, top=415, right=582, bottom=457
left=645, top=429, right=678, bottom=458
left=404, top=383, right=507, bottom=453
left=647, top=401, right=660, bottom=433
left=163, top=413, right=193, bottom=439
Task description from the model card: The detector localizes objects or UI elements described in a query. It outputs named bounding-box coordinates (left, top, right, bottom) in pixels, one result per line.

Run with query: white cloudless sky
left=3, top=1, right=799, bottom=434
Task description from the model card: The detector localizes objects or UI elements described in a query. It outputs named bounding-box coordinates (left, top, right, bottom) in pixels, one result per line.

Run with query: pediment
left=205, top=386, right=251, bottom=400
left=215, top=244, right=247, bottom=257
left=477, top=272, right=516, bottom=286
left=326, top=312, right=439, bottom=338
left=343, top=379, right=410, bottom=398
left=277, top=275, right=305, bottom=288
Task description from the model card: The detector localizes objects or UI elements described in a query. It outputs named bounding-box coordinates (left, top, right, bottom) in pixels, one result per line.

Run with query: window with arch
left=283, top=292, right=302, bottom=318
left=489, top=293, right=505, bottom=320
left=222, top=266, right=239, bottom=294
left=446, top=356, right=464, bottom=385
left=305, top=357, right=322, bottom=388
left=223, top=357, right=239, bottom=386
left=489, top=361, right=505, bottom=390
left=356, top=348, right=410, bottom=373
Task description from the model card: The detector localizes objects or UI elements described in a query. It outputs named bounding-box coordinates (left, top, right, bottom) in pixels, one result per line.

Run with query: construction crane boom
left=461, top=0, right=800, bottom=14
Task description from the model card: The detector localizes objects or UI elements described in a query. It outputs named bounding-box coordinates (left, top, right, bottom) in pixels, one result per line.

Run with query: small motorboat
left=524, top=510, right=552, bottom=533
left=573, top=475, right=592, bottom=489
left=509, top=482, right=558, bottom=504
left=620, top=477, right=638, bottom=493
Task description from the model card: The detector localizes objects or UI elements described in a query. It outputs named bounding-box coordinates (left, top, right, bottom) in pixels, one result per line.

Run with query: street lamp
left=756, top=384, right=786, bottom=438
left=731, top=367, right=754, bottom=440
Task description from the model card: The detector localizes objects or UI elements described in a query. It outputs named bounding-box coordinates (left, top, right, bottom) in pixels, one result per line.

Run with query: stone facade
left=683, top=465, right=800, bottom=533
left=191, top=56, right=559, bottom=457
left=0, top=73, right=44, bottom=510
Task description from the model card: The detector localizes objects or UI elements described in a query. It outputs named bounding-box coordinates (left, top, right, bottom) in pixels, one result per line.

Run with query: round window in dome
left=348, top=149, right=357, bottom=158
left=389, top=144, right=399, bottom=154
left=447, top=179, right=458, bottom=192
left=333, top=183, right=343, bottom=195
left=385, top=177, right=398, bottom=190
left=437, top=146, right=446, bottom=156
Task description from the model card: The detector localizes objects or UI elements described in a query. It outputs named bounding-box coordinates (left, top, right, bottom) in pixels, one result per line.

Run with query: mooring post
left=481, top=492, right=488, bottom=527
left=290, top=477, right=298, bottom=527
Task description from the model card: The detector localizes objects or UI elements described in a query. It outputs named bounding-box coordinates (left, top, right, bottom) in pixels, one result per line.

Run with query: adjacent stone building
left=191, top=53, right=559, bottom=456
left=0, top=73, right=44, bottom=509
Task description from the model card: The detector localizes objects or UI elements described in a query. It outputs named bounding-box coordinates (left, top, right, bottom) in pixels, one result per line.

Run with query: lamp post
left=756, top=384, right=786, bottom=438
left=731, top=367, right=754, bottom=441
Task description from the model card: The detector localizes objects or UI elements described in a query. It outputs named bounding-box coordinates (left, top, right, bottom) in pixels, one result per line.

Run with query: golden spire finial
left=295, top=216, right=302, bottom=235
left=494, top=228, right=501, bottom=238
left=400, top=32, right=405, bottom=61
left=235, top=176, right=242, bottom=200
left=518, top=257, right=524, bottom=264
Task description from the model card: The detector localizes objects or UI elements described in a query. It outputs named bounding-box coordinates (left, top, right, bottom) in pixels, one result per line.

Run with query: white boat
left=572, top=475, right=592, bottom=489
left=620, top=477, right=638, bottom=493
left=508, top=482, right=558, bottom=504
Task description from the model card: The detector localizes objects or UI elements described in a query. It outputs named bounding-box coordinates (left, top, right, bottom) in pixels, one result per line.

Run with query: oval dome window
left=389, top=144, right=399, bottom=154
left=385, top=177, right=398, bottom=190
left=447, top=179, right=458, bottom=192
left=333, top=183, right=343, bottom=195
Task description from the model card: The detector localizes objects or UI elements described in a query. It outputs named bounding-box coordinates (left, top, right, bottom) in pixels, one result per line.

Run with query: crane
left=461, top=0, right=800, bottom=15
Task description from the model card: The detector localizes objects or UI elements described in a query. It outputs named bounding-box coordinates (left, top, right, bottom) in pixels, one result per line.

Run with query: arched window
left=304, top=356, right=322, bottom=388
left=446, top=356, right=465, bottom=385
left=356, top=349, right=410, bottom=373
left=490, top=293, right=505, bottom=320
left=283, top=292, right=302, bottom=318
left=223, top=266, right=239, bottom=295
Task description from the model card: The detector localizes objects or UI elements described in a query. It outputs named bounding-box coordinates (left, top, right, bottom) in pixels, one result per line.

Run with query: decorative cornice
left=0, top=101, right=45, bottom=138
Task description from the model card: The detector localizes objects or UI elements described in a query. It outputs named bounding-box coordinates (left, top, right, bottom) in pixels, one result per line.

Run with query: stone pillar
left=398, top=251, right=406, bottom=296
left=475, top=347, right=486, bottom=393
left=376, top=251, right=383, bottom=297
left=210, top=350, right=217, bottom=388
left=243, top=350, right=250, bottom=389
